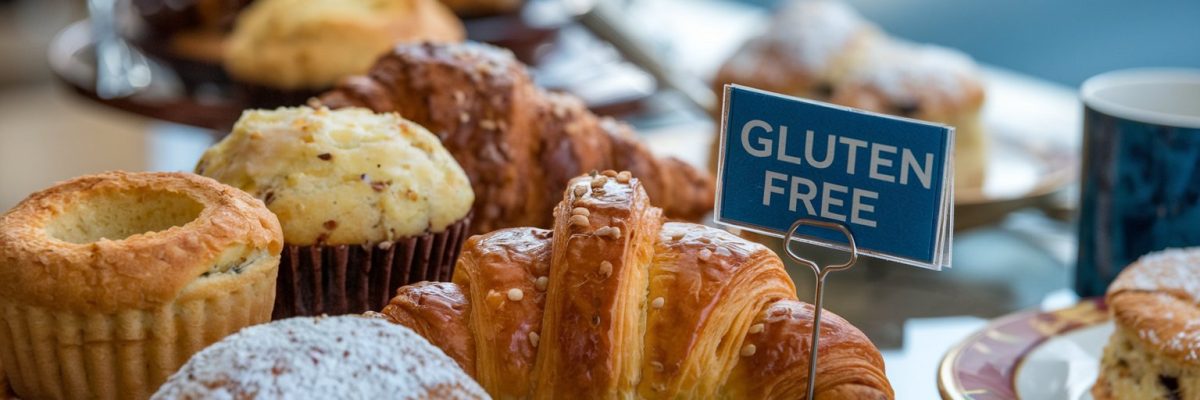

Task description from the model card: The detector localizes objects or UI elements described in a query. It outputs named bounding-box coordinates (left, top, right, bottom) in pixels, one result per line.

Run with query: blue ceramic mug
left=1076, top=69, right=1200, bottom=297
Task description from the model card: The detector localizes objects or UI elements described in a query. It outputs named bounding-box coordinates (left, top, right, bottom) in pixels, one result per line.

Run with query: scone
left=197, top=106, right=475, bottom=319
left=224, top=0, right=465, bottom=106
left=1093, top=248, right=1200, bottom=400
left=0, top=171, right=283, bottom=400
left=712, top=0, right=987, bottom=190
left=153, top=316, right=489, bottom=399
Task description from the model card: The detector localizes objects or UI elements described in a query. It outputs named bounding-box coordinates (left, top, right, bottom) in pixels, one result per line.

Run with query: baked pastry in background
left=197, top=106, right=474, bottom=319
left=1093, top=248, right=1200, bottom=400
left=153, top=316, right=489, bottom=399
left=0, top=171, right=283, bottom=400
left=713, top=0, right=987, bottom=190
left=225, top=0, right=465, bottom=106
left=377, top=171, right=893, bottom=399
left=318, top=41, right=715, bottom=234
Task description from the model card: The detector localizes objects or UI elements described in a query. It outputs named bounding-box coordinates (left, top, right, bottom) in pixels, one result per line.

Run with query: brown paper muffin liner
left=0, top=274, right=275, bottom=400
left=273, top=215, right=472, bottom=319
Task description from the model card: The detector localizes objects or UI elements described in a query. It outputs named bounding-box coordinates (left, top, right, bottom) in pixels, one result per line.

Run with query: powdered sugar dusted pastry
left=1093, top=248, right=1200, bottom=400
left=713, top=0, right=987, bottom=190
left=153, top=316, right=488, bottom=399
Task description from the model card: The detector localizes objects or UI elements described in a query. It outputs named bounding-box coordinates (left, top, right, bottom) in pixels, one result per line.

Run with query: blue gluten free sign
left=715, top=85, right=954, bottom=270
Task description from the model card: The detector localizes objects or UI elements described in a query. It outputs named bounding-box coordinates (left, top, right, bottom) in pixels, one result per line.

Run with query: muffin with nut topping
left=197, top=106, right=474, bottom=319
left=0, top=171, right=283, bottom=400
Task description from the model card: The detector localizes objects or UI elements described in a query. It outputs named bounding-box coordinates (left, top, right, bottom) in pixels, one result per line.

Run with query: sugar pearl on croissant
left=698, top=249, right=713, bottom=261
left=741, top=344, right=757, bottom=357
left=507, top=288, right=525, bottom=301
left=749, top=323, right=765, bottom=334
left=599, top=261, right=613, bottom=277
left=529, top=332, right=540, bottom=348
left=535, top=276, right=549, bottom=291
left=650, top=361, right=664, bottom=372
left=651, top=297, right=665, bottom=309
left=596, top=226, right=621, bottom=239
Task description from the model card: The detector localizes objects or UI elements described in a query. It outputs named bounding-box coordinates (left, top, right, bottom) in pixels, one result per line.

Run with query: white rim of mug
left=1081, top=68, right=1200, bottom=129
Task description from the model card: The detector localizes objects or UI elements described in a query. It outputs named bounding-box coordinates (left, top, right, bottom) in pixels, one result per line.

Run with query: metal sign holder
left=783, top=219, right=859, bottom=400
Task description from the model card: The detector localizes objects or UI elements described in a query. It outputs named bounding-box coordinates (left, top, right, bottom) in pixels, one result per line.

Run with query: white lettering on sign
left=742, top=120, right=926, bottom=228
left=740, top=120, right=933, bottom=186
left=760, top=173, right=878, bottom=228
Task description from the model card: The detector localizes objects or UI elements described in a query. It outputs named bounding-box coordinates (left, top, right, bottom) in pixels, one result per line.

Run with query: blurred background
left=0, top=0, right=1197, bottom=398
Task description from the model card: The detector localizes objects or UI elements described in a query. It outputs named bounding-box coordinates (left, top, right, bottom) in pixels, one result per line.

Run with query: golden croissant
left=377, top=171, right=893, bottom=399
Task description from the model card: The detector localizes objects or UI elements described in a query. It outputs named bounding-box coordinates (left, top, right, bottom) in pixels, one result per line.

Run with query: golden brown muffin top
left=197, top=107, right=474, bottom=245
left=0, top=171, right=283, bottom=313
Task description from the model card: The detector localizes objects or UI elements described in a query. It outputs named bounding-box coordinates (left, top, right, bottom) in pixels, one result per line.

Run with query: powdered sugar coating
left=1112, top=248, right=1200, bottom=299
left=152, top=316, right=489, bottom=399
left=843, top=38, right=981, bottom=106
left=765, top=0, right=870, bottom=71
left=1110, top=247, right=1200, bottom=365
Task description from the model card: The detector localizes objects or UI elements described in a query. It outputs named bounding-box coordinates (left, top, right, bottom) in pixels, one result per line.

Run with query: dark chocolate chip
left=323, top=220, right=338, bottom=230
left=317, top=153, right=332, bottom=161
left=1160, top=375, right=1181, bottom=400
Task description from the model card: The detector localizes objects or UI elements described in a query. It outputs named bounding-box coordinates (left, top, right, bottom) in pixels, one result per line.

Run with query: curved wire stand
left=784, top=219, right=859, bottom=400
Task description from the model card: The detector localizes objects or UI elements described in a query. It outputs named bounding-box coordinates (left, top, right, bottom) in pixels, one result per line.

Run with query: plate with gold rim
left=938, top=298, right=1112, bottom=400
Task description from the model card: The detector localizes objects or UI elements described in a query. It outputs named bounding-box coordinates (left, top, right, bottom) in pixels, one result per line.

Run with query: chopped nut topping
left=602, top=170, right=618, bottom=177
left=317, top=153, right=332, bottom=161
left=616, top=171, right=632, bottom=183
left=535, top=276, right=549, bottom=291
left=572, top=207, right=590, bottom=217
left=749, top=323, right=764, bottom=334
left=716, top=247, right=732, bottom=257
left=669, top=231, right=685, bottom=241
left=650, top=361, right=664, bottom=372
left=741, top=344, right=757, bottom=357
left=573, top=185, right=588, bottom=197
left=459, top=112, right=470, bottom=123
left=599, top=261, right=613, bottom=277
left=595, top=226, right=621, bottom=239
left=507, top=288, right=524, bottom=301
left=698, top=249, right=713, bottom=261
left=591, top=176, right=608, bottom=188
left=323, top=220, right=338, bottom=230
left=569, top=215, right=590, bottom=228
left=371, top=181, right=387, bottom=192
left=529, top=332, right=540, bottom=348
left=651, top=297, right=665, bottom=309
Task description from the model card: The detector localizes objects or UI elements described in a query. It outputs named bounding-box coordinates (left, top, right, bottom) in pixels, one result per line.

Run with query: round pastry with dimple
left=197, top=106, right=474, bottom=246
left=224, top=0, right=464, bottom=90
left=1094, top=248, right=1200, bottom=399
left=153, top=316, right=489, bottom=399
left=0, top=171, right=283, bottom=400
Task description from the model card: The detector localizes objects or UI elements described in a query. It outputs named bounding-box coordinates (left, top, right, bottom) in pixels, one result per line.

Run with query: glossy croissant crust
left=378, top=171, right=892, bottom=399
left=317, top=42, right=715, bottom=234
